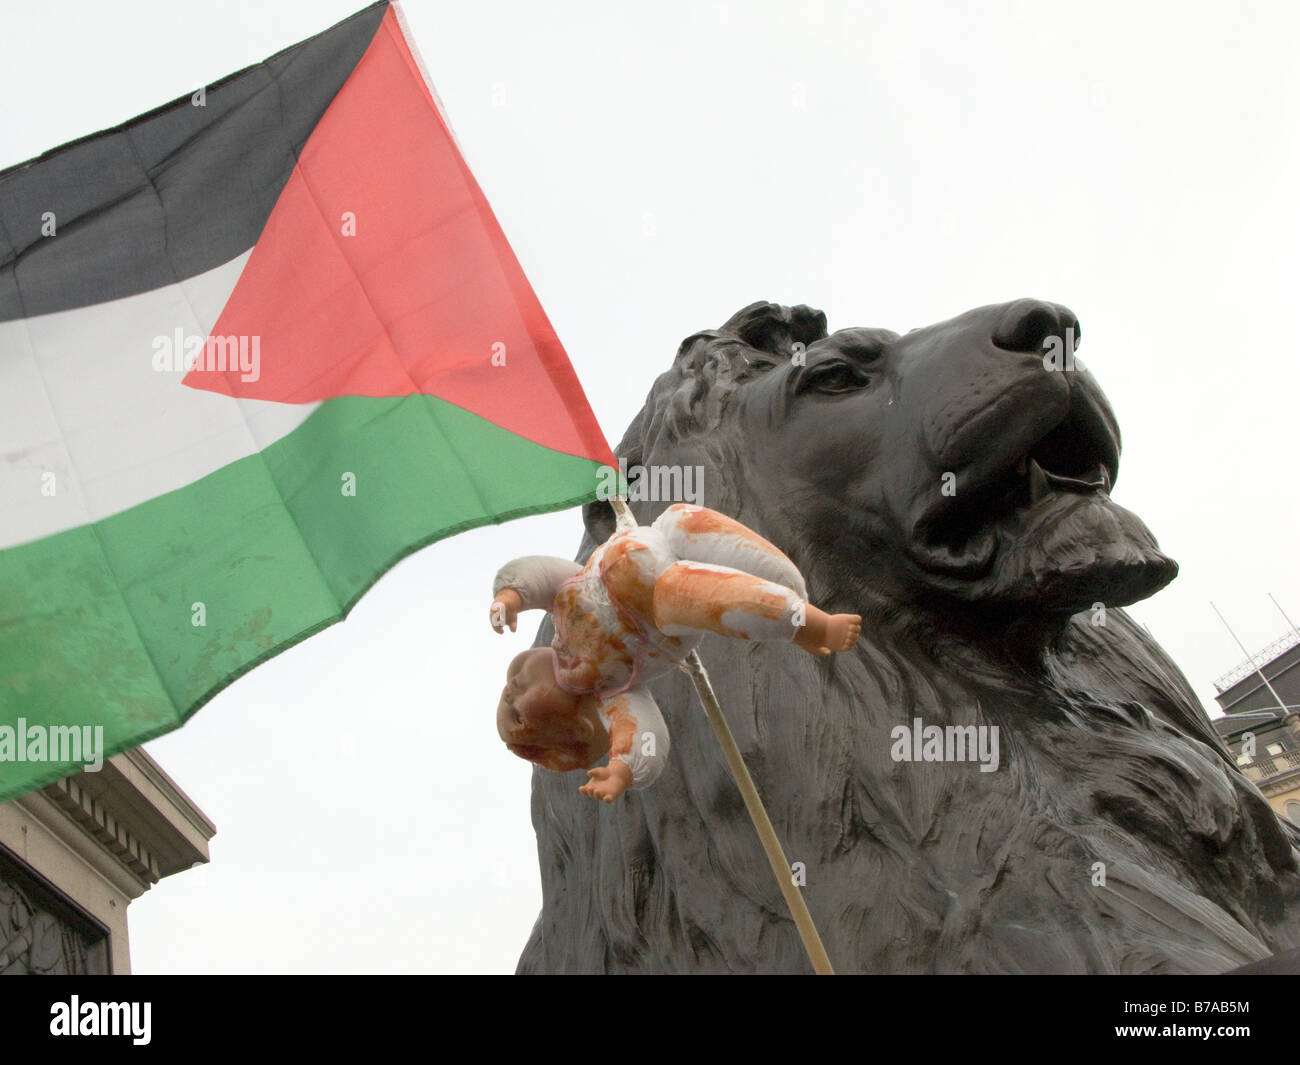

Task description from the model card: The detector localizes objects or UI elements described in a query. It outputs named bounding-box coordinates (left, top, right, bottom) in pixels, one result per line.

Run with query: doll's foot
left=579, top=761, right=633, bottom=803
left=794, top=607, right=861, bottom=656
left=823, top=613, right=861, bottom=652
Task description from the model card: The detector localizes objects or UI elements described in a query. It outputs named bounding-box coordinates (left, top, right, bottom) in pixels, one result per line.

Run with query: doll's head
left=497, top=648, right=608, bottom=772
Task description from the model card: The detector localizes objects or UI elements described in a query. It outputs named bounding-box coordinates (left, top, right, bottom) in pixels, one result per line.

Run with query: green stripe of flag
left=0, top=393, right=603, bottom=802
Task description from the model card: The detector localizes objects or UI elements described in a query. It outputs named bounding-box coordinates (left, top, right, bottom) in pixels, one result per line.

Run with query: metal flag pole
left=609, top=495, right=835, bottom=975
left=1210, top=601, right=1289, bottom=713
left=1267, top=593, right=1300, bottom=647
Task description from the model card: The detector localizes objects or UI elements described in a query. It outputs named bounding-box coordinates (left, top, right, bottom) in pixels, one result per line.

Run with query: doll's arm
left=490, top=556, right=583, bottom=632
left=579, top=688, right=670, bottom=802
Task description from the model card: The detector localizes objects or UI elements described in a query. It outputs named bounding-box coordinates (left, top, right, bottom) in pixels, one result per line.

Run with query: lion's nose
left=992, top=300, right=1080, bottom=354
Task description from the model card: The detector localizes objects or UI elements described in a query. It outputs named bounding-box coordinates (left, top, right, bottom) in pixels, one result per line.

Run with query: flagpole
left=1267, top=593, right=1300, bottom=646
left=610, top=496, right=835, bottom=975
left=1210, top=602, right=1289, bottom=712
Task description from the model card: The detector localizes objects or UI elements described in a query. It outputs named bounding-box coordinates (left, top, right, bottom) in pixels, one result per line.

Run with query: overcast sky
left=3, top=0, right=1298, bottom=974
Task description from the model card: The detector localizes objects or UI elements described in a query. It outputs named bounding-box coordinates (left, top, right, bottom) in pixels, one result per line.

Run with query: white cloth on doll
left=493, top=503, right=808, bottom=788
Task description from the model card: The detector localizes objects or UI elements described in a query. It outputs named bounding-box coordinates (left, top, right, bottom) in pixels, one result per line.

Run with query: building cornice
left=8, top=747, right=216, bottom=891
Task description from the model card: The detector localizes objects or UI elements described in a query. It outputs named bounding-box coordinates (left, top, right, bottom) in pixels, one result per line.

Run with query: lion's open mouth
left=907, top=369, right=1175, bottom=610
left=1003, top=398, right=1117, bottom=512
left=1017, top=391, right=1117, bottom=493
left=914, top=384, right=1121, bottom=577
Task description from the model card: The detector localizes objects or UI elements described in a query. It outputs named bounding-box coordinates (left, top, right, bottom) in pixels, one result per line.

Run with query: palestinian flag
left=0, top=2, right=615, bottom=801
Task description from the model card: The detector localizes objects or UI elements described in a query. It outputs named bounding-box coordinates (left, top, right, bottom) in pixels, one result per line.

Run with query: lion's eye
left=803, top=361, right=869, bottom=394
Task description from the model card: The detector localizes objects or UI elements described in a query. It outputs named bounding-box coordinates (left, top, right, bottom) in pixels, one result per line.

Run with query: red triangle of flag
left=185, top=6, right=614, bottom=467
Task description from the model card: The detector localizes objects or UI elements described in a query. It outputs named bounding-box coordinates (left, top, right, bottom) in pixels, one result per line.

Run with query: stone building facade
left=1214, top=633, right=1300, bottom=827
left=0, top=748, right=213, bottom=974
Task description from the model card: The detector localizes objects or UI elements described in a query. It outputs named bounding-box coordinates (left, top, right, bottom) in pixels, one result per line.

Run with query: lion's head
left=520, top=300, right=1300, bottom=974
left=590, top=298, right=1176, bottom=642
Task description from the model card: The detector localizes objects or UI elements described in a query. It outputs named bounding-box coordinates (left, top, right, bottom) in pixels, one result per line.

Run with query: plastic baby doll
left=490, top=503, right=861, bottom=803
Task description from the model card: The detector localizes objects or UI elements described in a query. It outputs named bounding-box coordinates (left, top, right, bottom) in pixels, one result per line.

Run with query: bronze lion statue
left=516, top=298, right=1300, bottom=973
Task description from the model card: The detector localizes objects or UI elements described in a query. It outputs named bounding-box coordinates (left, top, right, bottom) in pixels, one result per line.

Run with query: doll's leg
left=652, top=561, right=804, bottom=642
left=650, top=504, right=807, bottom=600
left=652, top=560, right=861, bottom=653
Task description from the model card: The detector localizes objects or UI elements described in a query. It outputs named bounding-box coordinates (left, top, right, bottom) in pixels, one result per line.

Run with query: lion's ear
left=720, top=302, right=828, bottom=357
left=787, top=304, right=830, bottom=348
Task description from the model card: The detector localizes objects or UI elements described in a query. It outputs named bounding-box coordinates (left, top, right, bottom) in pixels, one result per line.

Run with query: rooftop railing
left=1214, top=630, right=1300, bottom=693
